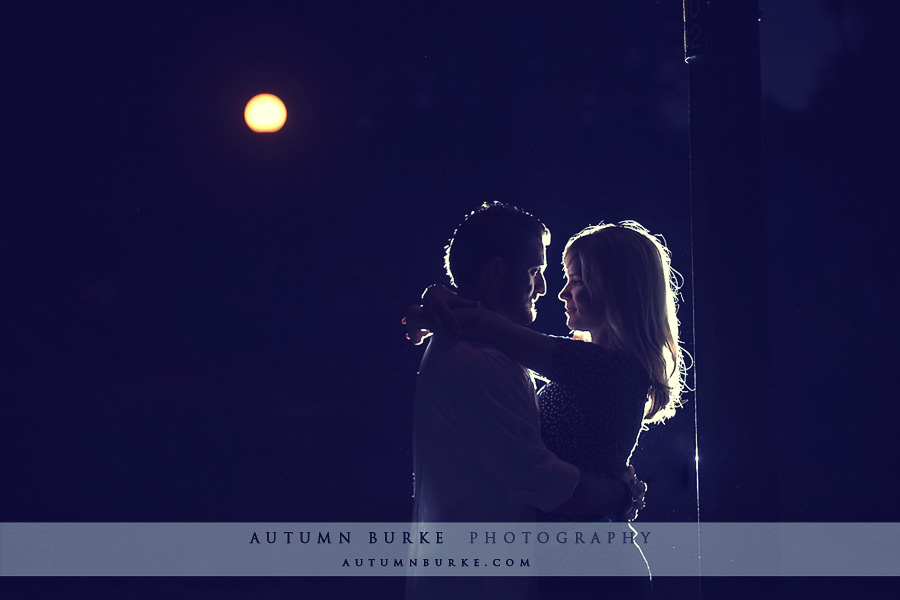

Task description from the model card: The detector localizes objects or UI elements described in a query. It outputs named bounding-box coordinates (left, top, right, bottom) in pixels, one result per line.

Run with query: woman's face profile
left=559, top=256, right=603, bottom=332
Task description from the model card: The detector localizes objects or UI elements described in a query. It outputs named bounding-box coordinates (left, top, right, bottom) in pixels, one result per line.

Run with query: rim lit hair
left=444, top=202, right=550, bottom=288
left=563, top=221, right=687, bottom=424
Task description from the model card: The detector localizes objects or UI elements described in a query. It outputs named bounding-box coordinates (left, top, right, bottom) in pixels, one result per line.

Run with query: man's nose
left=535, top=272, right=546, bottom=296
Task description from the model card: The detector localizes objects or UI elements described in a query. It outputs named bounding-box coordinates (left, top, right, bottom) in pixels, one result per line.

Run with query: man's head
left=444, top=202, right=550, bottom=324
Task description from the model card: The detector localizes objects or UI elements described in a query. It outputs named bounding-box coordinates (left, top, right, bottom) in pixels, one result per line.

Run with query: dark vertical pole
left=685, top=0, right=780, bottom=524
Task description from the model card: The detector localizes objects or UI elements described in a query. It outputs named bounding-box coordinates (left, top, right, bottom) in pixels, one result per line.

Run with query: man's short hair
left=444, top=202, right=550, bottom=288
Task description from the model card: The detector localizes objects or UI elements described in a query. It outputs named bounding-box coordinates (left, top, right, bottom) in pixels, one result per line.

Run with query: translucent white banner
left=1, top=523, right=897, bottom=577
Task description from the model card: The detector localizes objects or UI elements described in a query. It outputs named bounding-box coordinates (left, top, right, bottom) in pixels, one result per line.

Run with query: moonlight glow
left=244, top=94, right=287, bottom=132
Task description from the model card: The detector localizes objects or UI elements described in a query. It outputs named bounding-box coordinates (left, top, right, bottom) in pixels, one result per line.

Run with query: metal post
left=685, top=0, right=779, bottom=523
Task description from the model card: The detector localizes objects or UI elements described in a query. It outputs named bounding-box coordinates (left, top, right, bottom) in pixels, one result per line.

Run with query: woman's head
left=562, top=221, right=685, bottom=423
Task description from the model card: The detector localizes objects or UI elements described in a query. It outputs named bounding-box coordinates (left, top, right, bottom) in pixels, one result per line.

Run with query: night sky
left=4, top=1, right=899, bottom=598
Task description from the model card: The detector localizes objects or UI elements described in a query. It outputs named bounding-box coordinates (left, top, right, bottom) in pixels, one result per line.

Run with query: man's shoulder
left=418, top=334, right=536, bottom=413
left=423, top=334, right=523, bottom=375
left=429, top=334, right=516, bottom=361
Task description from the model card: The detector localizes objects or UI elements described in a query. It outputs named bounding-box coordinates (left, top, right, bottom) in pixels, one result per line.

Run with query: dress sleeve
left=541, top=336, right=642, bottom=389
left=448, top=350, right=580, bottom=512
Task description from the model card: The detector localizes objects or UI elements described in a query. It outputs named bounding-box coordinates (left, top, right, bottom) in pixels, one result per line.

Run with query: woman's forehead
left=562, top=252, right=581, bottom=271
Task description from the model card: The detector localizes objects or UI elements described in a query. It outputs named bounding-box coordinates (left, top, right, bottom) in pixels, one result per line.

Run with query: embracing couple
left=405, top=202, right=685, bottom=599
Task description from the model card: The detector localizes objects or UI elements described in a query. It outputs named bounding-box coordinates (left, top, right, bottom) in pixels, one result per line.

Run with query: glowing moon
left=244, top=93, right=287, bottom=132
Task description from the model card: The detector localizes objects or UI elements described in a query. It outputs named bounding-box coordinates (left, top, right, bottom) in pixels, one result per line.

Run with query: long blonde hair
left=563, top=221, right=686, bottom=424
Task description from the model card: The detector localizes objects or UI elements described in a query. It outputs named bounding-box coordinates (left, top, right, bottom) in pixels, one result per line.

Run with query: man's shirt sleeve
left=447, top=350, right=580, bottom=512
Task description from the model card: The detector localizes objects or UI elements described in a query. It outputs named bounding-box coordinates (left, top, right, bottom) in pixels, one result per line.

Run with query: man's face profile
left=499, top=239, right=547, bottom=325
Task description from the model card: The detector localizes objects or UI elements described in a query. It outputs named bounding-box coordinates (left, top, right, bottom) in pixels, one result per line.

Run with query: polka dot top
left=537, top=336, right=650, bottom=519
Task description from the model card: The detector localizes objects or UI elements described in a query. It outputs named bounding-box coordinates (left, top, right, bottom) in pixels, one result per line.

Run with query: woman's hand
left=421, top=285, right=479, bottom=333
left=402, top=286, right=486, bottom=344
left=402, top=305, right=432, bottom=345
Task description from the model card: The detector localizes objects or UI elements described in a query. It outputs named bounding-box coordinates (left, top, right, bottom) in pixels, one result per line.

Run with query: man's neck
left=456, top=285, right=508, bottom=320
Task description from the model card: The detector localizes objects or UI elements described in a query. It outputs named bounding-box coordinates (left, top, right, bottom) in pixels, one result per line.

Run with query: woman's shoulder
left=547, top=336, right=647, bottom=385
left=549, top=335, right=639, bottom=363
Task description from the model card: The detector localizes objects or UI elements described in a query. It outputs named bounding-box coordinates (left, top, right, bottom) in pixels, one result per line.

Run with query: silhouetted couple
left=406, top=202, right=685, bottom=599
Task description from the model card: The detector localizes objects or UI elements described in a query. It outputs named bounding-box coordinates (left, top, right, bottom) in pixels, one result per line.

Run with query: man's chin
left=508, top=308, right=537, bottom=326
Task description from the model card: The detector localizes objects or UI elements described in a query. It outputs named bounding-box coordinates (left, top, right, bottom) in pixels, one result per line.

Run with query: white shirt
left=411, top=334, right=580, bottom=523
left=407, top=334, right=580, bottom=598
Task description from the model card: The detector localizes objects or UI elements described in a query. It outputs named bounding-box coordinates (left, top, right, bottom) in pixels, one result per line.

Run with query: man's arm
left=554, top=467, right=646, bottom=520
left=450, top=350, right=579, bottom=512
left=449, top=349, right=646, bottom=521
left=555, top=470, right=626, bottom=515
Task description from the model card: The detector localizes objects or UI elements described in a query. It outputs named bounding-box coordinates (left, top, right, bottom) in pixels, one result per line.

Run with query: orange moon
left=244, top=94, right=287, bottom=132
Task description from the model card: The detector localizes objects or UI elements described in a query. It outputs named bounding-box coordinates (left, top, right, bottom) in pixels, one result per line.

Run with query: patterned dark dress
left=537, top=336, right=649, bottom=522
left=536, top=336, right=654, bottom=599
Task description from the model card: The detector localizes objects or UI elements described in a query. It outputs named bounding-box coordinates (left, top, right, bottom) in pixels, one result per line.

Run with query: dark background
left=4, top=1, right=897, bottom=598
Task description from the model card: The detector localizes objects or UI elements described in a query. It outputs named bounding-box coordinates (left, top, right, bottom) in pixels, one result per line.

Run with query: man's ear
left=484, top=256, right=505, bottom=287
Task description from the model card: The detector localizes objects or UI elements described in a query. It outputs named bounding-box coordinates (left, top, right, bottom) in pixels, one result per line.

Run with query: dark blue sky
left=3, top=1, right=898, bottom=596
